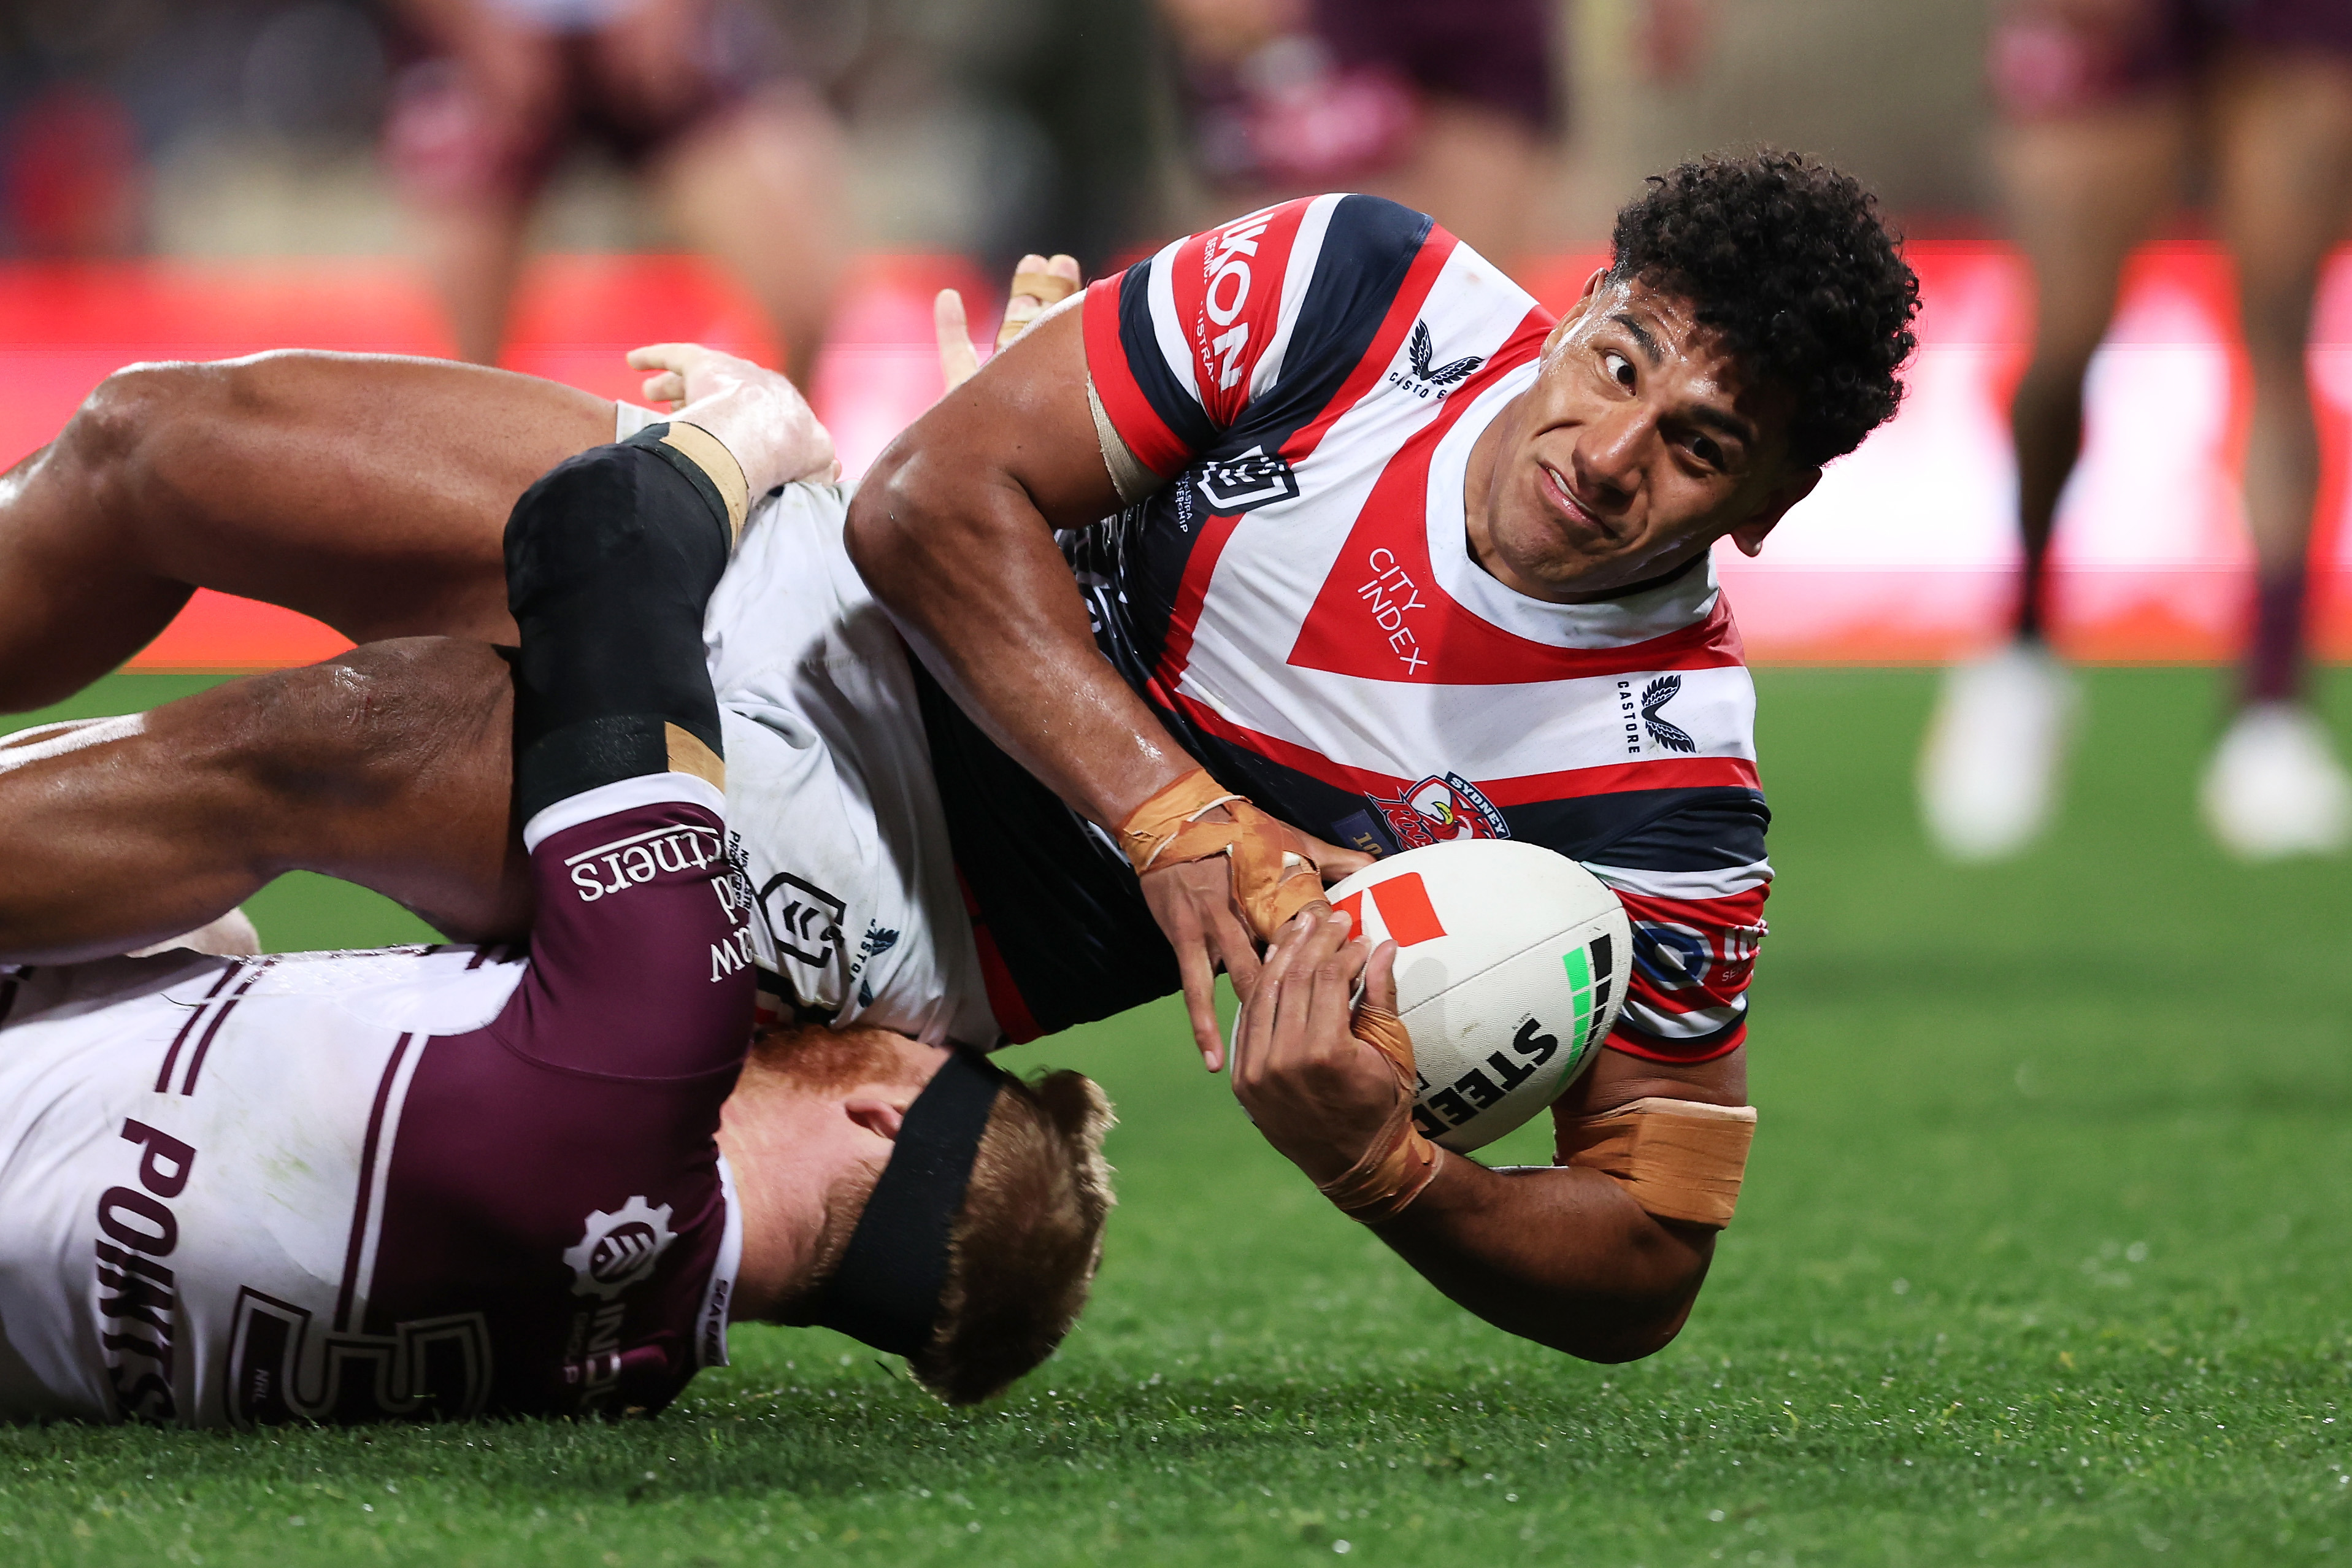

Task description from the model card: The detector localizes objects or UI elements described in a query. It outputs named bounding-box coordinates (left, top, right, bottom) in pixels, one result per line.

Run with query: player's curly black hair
left=1608, top=150, right=1919, bottom=469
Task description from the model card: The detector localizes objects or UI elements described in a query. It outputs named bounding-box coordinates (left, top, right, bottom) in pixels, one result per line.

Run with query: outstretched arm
left=1232, top=912, right=1745, bottom=1358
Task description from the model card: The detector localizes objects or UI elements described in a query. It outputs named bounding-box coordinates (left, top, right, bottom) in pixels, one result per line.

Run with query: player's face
left=1470, top=273, right=1819, bottom=603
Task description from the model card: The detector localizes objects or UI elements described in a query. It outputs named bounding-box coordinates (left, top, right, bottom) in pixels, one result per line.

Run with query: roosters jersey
left=926, top=194, right=1769, bottom=1057
left=0, top=775, right=755, bottom=1426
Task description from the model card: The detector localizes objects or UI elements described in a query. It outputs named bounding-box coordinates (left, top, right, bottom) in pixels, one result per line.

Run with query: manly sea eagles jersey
left=923, top=193, right=1770, bottom=1056
left=0, top=774, right=754, bottom=1426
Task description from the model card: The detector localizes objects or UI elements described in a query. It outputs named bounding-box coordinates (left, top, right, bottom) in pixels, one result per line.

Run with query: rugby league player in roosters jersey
left=852, top=153, right=1918, bottom=1356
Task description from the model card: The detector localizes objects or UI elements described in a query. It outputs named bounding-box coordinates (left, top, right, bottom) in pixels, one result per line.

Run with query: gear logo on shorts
left=563, top=1196, right=677, bottom=1301
left=1194, top=445, right=1299, bottom=513
left=1366, top=772, right=1510, bottom=850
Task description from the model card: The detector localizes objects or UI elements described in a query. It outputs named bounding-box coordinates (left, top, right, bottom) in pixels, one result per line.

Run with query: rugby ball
left=1325, top=839, right=1629, bottom=1153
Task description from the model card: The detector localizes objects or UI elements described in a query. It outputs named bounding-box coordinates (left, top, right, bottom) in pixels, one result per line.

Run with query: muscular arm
left=1370, top=1047, right=1745, bottom=1359
left=1236, top=912, right=1747, bottom=1358
left=847, top=308, right=1277, bottom=1058
left=845, top=307, right=1179, bottom=832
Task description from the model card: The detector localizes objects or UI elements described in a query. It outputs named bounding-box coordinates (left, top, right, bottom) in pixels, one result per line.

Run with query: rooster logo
left=1640, top=675, right=1697, bottom=754
left=1407, top=321, right=1483, bottom=388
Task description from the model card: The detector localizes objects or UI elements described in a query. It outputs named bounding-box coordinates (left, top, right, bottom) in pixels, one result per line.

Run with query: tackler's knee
left=59, top=360, right=221, bottom=513
left=503, top=433, right=738, bottom=821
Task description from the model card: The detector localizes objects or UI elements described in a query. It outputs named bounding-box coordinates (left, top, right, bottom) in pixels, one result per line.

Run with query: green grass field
left=4, top=666, right=2351, bottom=1566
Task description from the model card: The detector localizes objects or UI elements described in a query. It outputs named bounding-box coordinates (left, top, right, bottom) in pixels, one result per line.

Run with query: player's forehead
left=1580, top=275, right=1736, bottom=380
left=1576, top=274, right=1797, bottom=456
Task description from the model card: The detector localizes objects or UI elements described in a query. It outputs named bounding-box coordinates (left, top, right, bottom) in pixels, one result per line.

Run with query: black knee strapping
left=505, top=429, right=732, bottom=824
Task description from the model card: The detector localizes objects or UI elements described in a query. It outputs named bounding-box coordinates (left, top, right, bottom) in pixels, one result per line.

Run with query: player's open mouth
left=1539, top=463, right=1619, bottom=543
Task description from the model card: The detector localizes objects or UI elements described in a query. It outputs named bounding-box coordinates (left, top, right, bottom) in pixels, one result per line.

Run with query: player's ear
left=843, top=1093, right=912, bottom=1142
left=1727, top=467, right=1820, bottom=558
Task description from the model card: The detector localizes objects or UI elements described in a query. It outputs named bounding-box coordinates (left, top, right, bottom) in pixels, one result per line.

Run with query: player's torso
left=702, top=483, right=999, bottom=1046
left=1074, top=240, right=1764, bottom=870
left=0, top=947, right=523, bottom=1426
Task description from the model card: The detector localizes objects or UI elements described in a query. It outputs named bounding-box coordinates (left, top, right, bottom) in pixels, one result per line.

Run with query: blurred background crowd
left=0, top=0, right=1978, bottom=328
left=0, top=0, right=2347, bottom=863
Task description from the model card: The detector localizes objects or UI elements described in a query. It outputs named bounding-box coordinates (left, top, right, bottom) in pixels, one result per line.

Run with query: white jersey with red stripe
left=928, top=193, right=1769, bottom=1056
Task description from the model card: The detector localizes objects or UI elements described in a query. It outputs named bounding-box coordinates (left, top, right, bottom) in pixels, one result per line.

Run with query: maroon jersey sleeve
left=350, top=779, right=758, bottom=1420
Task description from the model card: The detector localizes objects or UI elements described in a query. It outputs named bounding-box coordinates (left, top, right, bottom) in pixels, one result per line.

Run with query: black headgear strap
left=812, top=1048, right=1012, bottom=1358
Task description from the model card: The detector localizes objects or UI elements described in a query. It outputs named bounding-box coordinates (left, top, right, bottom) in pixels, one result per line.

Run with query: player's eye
left=1690, top=434, right=1724, bottom=469
left=1602, top=351, right=1634, bottom=389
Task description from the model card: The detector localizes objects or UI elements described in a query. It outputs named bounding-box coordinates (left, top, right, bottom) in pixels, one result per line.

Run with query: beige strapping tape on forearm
left=657, top=420, right=751, bottom=547
left=1316, top=1004, right=1444, bottom=1224
left=1115, top=767, right=1325, bottom=942
left=997, top=269, right=1080, bottom=350
left=1558, top=1097, right=1758, bottom=1228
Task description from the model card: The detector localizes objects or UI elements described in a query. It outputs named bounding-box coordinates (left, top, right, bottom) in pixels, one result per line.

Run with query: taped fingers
left=995, top=253, right=1082, bottom=351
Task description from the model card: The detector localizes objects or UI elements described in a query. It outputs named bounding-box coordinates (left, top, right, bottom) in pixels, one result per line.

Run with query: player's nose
left=1573, top=403, right=1649, bottom=502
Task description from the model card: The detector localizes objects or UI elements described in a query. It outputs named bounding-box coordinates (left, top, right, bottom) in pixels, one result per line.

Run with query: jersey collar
left=698, top=1152, right=745, bottom=1369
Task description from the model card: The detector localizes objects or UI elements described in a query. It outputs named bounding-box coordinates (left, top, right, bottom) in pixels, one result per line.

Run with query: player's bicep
left=879, top=303, right=1121, bottom=531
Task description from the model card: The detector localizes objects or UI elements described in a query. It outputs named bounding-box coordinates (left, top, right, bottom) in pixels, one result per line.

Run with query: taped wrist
left=1558, top=1097, right=1758, bottom=1228
left=1316, top=1004, right=1444, bottom=1224
left=1116, top=767, right=1325, bottom=942
left=505, top=428, right=735, bottom=823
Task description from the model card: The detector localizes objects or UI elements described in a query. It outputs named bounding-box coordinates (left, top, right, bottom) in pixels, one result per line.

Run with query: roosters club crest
left=1367, top=772, right=1511, bottom=850
left=563, top=1196, right=677, bottom=1301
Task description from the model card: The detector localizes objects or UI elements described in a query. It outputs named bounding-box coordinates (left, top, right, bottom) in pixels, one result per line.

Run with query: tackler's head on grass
left=1475, top=150, right=1920, bottom=603
left=725, top=1023, right=1116, bottom=1405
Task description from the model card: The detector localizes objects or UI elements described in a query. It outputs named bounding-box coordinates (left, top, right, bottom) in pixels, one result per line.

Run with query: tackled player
left=0, top=377, right=1113, bottom=1424
left=0, top=152, right=1916, bottom=1367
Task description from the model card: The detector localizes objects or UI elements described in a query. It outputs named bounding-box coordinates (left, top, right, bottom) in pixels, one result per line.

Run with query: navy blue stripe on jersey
left=1210, top=196, right=1434, bottom=461
left=912, top=664, right=1177, bottom=1037
left=1615, top=1002, right=1747, bottom=1057
left=1504, top=789, right=1770, bottom=870
left=1116, top=262, right=1217, bottom=458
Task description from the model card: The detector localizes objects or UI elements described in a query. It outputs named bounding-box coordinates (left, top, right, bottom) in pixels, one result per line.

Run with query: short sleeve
left=1583, top=791, right=1772, bottom=1064
left=1081, top=193, right=1439, bottom=480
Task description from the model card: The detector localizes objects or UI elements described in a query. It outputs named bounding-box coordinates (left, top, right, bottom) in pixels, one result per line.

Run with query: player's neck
left=713, top=1080, right=839, bottom=1321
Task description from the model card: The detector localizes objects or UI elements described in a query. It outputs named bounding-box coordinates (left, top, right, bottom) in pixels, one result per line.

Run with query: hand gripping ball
left=1324, top=839, right=1631, bottom=1153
